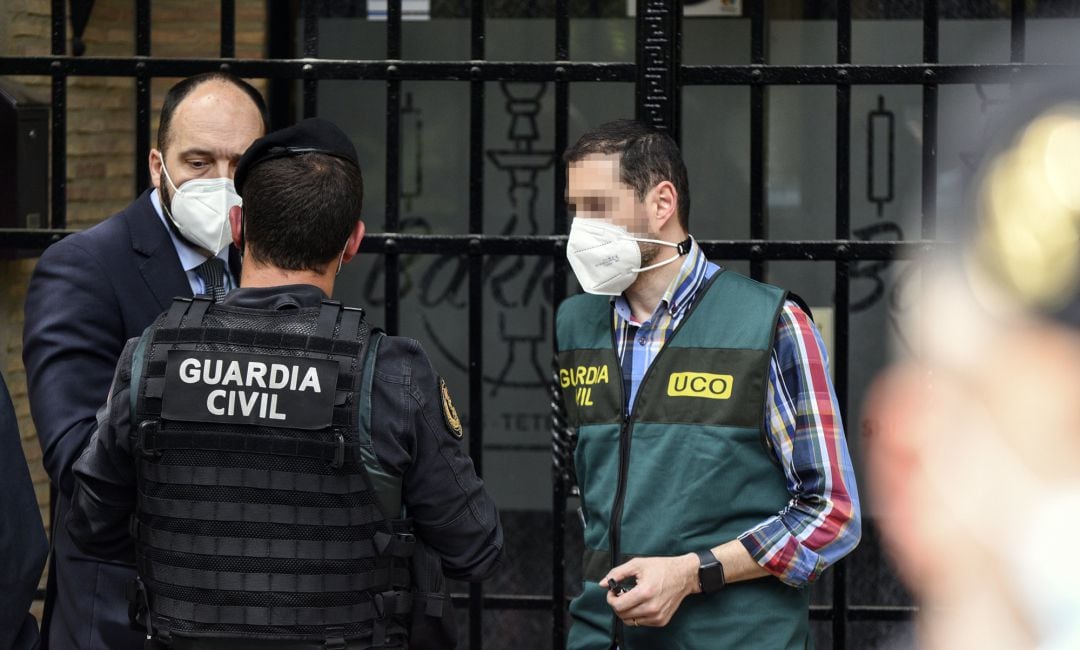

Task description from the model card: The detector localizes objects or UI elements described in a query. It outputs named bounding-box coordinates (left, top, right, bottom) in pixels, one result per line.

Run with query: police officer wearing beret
left=66, top=118, right=504, bottom=649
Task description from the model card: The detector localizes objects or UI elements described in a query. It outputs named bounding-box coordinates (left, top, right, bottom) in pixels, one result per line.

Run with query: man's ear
left=149, top=149, right=164, bottom=191
left=650, top=180, right=678, bottom=231
left=340, top=220, right=366, bottom=265
left=229, top=205, right=244, bottom=250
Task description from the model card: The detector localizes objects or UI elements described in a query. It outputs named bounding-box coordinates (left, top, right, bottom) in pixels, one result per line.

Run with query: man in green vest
left=555, top=119, right=861, bottom=649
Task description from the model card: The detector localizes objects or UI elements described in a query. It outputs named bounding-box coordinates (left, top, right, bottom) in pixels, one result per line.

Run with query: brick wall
left=0, top=0, right=266, bottom=620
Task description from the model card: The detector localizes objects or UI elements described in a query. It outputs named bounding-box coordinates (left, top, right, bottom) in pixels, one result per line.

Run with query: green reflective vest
left=556, top=269, right=811, bottom=650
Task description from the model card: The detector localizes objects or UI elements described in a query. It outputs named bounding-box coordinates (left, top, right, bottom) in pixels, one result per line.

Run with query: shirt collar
left=151, top=188, right=231, bottom=272
left=613, top=236, right=709, bottom=324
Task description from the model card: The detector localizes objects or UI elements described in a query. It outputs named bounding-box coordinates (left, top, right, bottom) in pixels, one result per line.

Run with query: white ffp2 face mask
left=161, top=161, right=242, bottom=255
left=565, top=218, right=689, bottom=295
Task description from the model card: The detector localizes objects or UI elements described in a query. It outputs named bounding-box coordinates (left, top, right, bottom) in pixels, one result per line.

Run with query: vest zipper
left=609, top=317, right=629, bottom=649
left=606, top=271, right=725, bottom=650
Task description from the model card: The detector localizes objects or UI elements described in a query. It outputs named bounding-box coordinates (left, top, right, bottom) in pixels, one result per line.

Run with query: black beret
left=234, top=117, right=360, bottom=194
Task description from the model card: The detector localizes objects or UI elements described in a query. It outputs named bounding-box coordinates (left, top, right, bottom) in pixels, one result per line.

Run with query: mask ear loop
left=159, top=158, right=181, bottom=195
left=158, top=157, right=182, bottom=223
left=335, top=242, right=348, bottom=276
left=631, top=236, right=694, bottom=273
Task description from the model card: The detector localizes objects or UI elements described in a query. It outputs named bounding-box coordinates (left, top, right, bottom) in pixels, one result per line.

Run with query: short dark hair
left=563, top=119, right=690, bottom=229
left=241, top=153, right=363, bottom=272
left=157, top=72, right=269, bottom=152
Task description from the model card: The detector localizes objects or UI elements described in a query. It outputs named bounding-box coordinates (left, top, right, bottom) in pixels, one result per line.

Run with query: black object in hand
left=607, top=578, right=634, bottom=595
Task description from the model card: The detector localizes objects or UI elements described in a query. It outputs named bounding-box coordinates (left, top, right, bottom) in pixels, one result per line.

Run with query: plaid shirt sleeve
left=737, top=301, right=862, bottom=587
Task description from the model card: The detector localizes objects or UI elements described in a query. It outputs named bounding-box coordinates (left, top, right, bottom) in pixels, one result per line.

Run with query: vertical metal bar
left=552, top=1, right=570, bottom=646
left=266, top=1, right=296, bottom=130
left=50, top=0, right=66, bottom=229
left=135, top=1, right=152, bottom=196
left=302, top=0, right=319, bottom=117
left=468, top=4, right=486, bottom=647
left=384, top=0, right=402, bottom=336
left=749, top=0, right=766, bottom=280
left=1010, top=0, right=1025, bottom=63
left=833, top=5, right=851, bottom=649
left=634, top=0, right=682, bottom=139
left=922, top=0, right=938, bottom=238
left=220, top=0, right=236, bottom=59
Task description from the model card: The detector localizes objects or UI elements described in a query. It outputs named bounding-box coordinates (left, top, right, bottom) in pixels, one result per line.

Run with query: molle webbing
left=131, top=297, right=413, bottom=646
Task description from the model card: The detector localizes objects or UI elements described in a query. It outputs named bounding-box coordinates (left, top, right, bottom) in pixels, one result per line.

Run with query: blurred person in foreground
left=865, top=97, right=1080, bottom=650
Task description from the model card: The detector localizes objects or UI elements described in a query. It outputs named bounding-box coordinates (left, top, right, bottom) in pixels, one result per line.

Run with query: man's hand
left=600, top=553, right=700, bottom=628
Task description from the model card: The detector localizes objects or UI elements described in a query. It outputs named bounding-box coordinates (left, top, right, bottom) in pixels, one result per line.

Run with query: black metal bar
left=749, top=0, right=766, bottom=280
left=437, top=594, right=918, bottom=622
left=0, top=56, right=634, bottom=80
left=29, top=586, right=918, bottom=620
left=135, top=3, right=151, bottom=55
left=1011, top=0, right=1025, bottom=63
left=384, top=0, right=403, bottom=335
left=0, top=228, right=946, bottom=259
left=468, top=3, right=485, bottom=646
left=51, top=0, right=65, bottom=56
left=49, top=0, right=67, bottom=229
left=553, top=0, right=570, bottom=647
left=135, top=1, right=152, bottom=196
left=922, top=0, right=938, bottom=238
left=265, top=2, right=296, bottom=130
left=302, top=0, right=318, bottom=117
left=832, top=2, right=852, bottom=648
left=5, top=57, right=1072, bottom=84
left=810, top=605, right=918, bottom=622
left=220, top=0, right=236, bottom=59
left=635, top=0, right=682, bottom=138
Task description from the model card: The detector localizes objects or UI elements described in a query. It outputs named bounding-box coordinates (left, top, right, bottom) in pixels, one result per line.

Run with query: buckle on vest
left=137, top=420, right=161, bottom=459
left=373, top=531, right=416, bottom=558
left=127, top=576, right=153, bottom=640
left=330, top=433, right=345, bottom=469
left=323, top=626, right=345, bottom=650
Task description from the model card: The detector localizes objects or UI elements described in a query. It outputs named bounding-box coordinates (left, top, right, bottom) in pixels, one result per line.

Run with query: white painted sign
left=627, top=0, right=741, bottom=17
left=368, top=0, right=430, bottom=21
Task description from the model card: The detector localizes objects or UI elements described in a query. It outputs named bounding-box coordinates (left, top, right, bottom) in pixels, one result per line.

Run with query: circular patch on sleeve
left=439, top=377, right=463, bottom=438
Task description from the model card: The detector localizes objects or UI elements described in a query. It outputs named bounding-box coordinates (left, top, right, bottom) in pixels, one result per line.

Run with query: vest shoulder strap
left=129, top=323, right=156, bottom=429
left=556, top=293, right=613, bottom=351
left=356, top=330, right=403, bottom=519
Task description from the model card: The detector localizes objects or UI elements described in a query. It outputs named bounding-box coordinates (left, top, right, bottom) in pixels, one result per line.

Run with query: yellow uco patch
left=666, top=372, right=733, bottom=400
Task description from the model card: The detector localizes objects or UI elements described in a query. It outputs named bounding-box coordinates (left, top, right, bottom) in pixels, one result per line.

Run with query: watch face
left=700, top=565, right=724, bottom=592
left=698, top=554, right=726, bottom=593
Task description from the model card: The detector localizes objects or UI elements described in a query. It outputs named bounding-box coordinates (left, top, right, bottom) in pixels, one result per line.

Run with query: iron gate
left=1, top=0, right=1054, bottom=647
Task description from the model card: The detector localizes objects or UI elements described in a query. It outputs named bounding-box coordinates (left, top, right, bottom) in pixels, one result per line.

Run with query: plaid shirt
left=612, top=239, right=861, bottom=586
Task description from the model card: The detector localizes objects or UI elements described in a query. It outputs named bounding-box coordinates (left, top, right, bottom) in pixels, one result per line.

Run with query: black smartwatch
left=696, top=549, right=726, bottom=593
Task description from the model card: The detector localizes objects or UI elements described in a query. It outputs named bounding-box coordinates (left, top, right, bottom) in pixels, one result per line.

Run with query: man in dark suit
left=0, top=371, right=47, bottom=650
left=22, top=72, right=267, bottom=650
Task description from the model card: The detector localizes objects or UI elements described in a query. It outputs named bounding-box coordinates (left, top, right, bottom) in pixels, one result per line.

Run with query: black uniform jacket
left=67, top=284, right=504, bottom=584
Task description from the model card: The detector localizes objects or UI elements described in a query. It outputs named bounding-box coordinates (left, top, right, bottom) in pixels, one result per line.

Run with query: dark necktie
left=194, top=257, right=228, bottom=301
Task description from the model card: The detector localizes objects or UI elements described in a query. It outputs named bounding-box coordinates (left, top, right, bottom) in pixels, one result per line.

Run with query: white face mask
left=160, top=161, right=242, bottom=255
left=565, top=218, right=688, bottom=295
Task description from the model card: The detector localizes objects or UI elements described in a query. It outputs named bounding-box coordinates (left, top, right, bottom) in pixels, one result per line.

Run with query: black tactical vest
left=129, top=296, right=415, bottom=648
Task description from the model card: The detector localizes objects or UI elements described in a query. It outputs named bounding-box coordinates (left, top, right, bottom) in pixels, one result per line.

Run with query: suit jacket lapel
left=127, top=190, right=192, bottom=311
